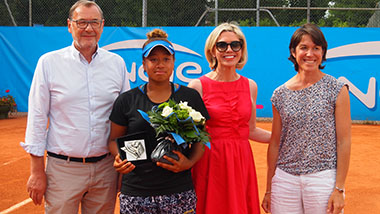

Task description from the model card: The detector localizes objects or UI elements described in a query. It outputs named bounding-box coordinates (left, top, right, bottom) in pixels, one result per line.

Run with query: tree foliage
left=0, top=0, right=378, bottom=27
left=325, top=0, right=379, bottom=27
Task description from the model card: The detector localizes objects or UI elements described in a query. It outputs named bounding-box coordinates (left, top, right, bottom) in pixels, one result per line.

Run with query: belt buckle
left=83, top=158, right=86, bottom=164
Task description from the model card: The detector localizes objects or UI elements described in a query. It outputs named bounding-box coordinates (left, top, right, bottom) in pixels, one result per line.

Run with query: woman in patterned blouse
left=261, top=23, right=351, bottom=214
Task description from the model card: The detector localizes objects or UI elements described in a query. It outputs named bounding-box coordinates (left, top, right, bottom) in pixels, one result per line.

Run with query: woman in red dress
left=189, top=22, right=271, bottom=214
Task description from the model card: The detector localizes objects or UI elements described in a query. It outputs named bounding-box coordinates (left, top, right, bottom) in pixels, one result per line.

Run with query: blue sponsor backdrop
left=0, top=26, right=379, bottom=121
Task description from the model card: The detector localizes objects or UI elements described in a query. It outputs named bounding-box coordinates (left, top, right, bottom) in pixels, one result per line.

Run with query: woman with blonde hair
left=108, top=29, right=209, bottom=214
left=189, top=22, right=271, bottom=214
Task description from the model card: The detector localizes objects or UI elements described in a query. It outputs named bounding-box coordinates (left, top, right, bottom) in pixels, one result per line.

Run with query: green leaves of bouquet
left=147, top=99, right=209, bottom=144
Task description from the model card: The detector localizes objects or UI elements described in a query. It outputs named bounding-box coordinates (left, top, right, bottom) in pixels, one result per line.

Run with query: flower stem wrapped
left=138, top=99, right=210, bottom=164
left=145, top=99, right=209, bottom=145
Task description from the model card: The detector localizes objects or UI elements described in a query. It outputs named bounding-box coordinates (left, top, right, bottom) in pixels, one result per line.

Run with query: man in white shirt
left=20, top=1, right=130, bottom=213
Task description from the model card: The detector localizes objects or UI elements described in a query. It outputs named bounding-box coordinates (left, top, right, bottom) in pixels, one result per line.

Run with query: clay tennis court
left=1, top=115, right=379, bottom=213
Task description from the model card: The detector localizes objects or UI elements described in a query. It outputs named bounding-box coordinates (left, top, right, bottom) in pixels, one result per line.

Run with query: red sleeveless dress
left=192, top=75, right=261, bottom=214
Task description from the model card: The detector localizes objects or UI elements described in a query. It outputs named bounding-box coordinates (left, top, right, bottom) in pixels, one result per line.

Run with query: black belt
left=47, top=151, right=110, bottom=163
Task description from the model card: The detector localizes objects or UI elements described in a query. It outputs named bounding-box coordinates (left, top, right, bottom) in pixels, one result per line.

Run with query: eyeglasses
left=70, top=19, right=103, bottom=29
left=215, top=41, right=243, bottom=52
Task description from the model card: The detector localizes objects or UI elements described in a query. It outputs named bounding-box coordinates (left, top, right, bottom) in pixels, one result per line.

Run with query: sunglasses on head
left=215, top=41, right=243, bottom=52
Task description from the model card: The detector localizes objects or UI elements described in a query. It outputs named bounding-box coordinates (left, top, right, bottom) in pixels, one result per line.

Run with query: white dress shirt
left=21, top=44, right=130, bottom=157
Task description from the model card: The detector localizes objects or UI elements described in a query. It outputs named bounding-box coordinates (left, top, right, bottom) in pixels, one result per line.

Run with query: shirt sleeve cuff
left=19, top=142, right=46, bottom=157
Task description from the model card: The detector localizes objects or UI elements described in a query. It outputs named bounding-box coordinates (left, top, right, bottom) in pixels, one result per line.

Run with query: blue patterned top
left=271, top=74, right=346, bottom=175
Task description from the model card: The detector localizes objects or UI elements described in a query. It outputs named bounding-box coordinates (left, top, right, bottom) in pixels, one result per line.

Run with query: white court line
left=1, top=157, right=27, bottom=167
left=0, top=198, right=32, bottom=214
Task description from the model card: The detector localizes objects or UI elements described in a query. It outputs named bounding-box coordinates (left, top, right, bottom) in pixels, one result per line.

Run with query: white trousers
left=271, top=168, right=336, bottom=214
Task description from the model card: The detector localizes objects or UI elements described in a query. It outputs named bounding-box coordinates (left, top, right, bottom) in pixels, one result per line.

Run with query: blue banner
left=1, top=26, right=379, bottom=121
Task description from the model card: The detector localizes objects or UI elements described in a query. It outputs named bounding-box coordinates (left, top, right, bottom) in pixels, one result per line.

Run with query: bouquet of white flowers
left=138, top=99, right=209, bottom=164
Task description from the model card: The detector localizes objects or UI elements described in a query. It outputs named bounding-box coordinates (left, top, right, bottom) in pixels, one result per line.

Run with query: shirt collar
left=70, top=43, right=100, bottom=63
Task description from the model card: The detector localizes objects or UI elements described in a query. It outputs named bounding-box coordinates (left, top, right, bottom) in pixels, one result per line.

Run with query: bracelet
left=335, top=186, right=345, bottom=193
left=265, top=191, right=271, bottom=195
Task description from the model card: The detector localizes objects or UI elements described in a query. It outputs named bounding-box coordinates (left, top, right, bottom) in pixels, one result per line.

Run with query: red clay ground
left=1, top=116, right=379, bottom=213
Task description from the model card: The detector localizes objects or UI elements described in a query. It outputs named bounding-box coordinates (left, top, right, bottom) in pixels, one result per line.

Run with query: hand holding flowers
left=140, top=99, right=209, bottom=145
left=138, top=99, right=209, bottom=164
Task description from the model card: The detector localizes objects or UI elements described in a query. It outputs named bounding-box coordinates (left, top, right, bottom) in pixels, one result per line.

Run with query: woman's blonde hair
left=204, top=22, right=248, bottom=70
